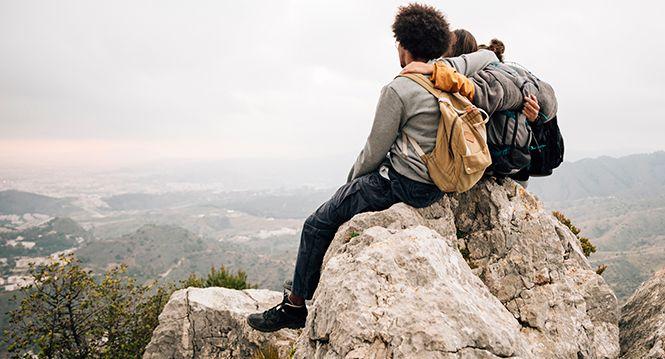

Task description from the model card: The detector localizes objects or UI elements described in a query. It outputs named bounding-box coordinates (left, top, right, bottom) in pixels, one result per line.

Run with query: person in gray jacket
left=247, top=4, right=497, bottom=333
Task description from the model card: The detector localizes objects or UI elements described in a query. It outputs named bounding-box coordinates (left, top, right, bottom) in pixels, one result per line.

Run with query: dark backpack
left=486, top=110, right=533, bottom=176
left=527, top=116, right=564, bottom=176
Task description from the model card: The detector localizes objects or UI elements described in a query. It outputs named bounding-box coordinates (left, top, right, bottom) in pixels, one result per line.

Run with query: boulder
left=295, top=225, right=532, bottom=358
left=450, top=179, right=619, bottom=358
left=142, top=287, right=299, bottom=358
left=296, top=179, right=619, bottom=358
left=620, top=268, right=665, bottom=358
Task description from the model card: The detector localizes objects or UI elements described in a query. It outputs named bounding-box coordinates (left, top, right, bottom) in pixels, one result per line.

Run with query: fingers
left=522, top=94, right=540, bottom=121
left=525, top=94, right=539, bottom=108
left=524, top=101, right=538, bottom=113
left=523, top=106, right=538, bottom=121
left=400, top=64, right=416, bottom=74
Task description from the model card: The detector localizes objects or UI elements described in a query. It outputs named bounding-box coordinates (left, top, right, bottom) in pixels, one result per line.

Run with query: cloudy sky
left=0, top=0, right=663, bottom=168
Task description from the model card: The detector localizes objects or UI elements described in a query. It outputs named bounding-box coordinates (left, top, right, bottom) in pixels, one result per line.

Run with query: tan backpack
left=399, top=73, right=492, bottom=193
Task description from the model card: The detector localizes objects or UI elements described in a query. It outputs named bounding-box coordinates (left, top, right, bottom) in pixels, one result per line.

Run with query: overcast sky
left=0, top=0, right=663, bottom=168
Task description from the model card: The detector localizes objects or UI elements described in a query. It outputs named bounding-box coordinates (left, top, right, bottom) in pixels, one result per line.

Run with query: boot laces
left=263, top=301, right=287, bottom=323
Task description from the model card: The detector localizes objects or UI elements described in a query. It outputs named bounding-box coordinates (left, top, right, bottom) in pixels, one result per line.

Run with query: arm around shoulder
left=429, top=62, right=475, bottom=100
left=441, top=49, right=498, bottom=77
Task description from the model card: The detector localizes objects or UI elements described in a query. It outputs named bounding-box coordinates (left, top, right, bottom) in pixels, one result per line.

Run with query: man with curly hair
left=247, top=3, right=498, bottom=332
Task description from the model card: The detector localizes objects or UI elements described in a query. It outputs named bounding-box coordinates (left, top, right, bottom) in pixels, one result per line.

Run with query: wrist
left=429, top=62, right=441, bottom=81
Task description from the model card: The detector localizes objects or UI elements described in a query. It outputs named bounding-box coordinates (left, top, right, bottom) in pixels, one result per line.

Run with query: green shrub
left=180, top=272, right=206, bottom=288
left=552, top=211, right=597, bottom=257
left=595, top=264, right=608, bottom=275
left=182, top=265, right=255, bottom=290
left=205, top=265, right=254, bottom=289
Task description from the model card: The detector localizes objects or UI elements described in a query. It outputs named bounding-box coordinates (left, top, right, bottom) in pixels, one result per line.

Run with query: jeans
left=291, top=166, right=443, bottom=299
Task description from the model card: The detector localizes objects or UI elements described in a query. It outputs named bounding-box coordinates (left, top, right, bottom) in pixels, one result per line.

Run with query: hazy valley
left=1, top=151, right=664, bottom=343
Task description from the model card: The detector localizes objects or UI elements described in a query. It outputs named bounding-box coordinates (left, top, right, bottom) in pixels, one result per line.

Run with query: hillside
left=0, top=190, right=81, bottom=216
left=529, top=151, right=665, bottom=202
left=102, top=187, right=333, bottom=219
left=77, top=224, right=206, bottom=280
left=77, top=223, right=295, bottom=290
left=0, top=217, right=91, bottom=278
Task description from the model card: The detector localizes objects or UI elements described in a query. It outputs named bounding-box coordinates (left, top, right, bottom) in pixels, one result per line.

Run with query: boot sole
left=246, top=317, right=305, bottom=332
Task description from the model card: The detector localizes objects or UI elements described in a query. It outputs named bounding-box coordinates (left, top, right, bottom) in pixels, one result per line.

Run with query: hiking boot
left=247, top=292, right=307, bottom=332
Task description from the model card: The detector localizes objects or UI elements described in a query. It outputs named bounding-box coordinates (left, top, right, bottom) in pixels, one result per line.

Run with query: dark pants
left=291, top=166, right=443, bottom=299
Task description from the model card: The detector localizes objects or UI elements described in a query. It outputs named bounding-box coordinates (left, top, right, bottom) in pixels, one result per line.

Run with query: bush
left=552, top=211, right=597, bottom=257
left=595, top=264, right=608, bottom=275
left=182, top=265, right=255, bottom=290
left=179, top=272, right=206, bottom=288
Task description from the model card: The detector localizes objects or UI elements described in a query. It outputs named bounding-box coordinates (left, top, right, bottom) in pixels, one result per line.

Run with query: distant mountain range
left=528, top=151, right=665, bottom=202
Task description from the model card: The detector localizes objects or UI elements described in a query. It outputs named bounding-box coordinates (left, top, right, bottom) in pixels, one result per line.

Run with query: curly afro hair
left=392, top=3, right=452, bottom=61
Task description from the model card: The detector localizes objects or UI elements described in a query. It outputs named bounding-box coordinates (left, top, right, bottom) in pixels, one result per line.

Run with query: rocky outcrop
left=451, top=180, right=619, bottom=358
left=297, top=179, right=619, bottom=358
left=143, top=287, right=299, bottom=358
left=620, top=268, right=665, bottom=358
left=296, top=225, right=533, bottom=358
left=146, top=179, right=620, bottom=358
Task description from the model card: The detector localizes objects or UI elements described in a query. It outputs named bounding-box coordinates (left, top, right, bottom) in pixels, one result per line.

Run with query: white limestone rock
left=143, top=287, right=299, bottom=358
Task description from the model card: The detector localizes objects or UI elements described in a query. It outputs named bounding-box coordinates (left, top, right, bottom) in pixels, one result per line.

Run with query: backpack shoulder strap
left=399, top=73, right=472, bottom=116
left=399, top=73, right=445, bottom=99
left=397, top=73, right=441, bottom=159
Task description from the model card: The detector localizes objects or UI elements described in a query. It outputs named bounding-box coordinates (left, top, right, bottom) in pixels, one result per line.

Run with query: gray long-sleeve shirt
left=347, top=49, right=498, bottom=184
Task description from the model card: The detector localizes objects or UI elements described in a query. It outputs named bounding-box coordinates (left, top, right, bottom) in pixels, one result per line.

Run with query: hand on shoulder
left=400, top=61, right=435, bottom=76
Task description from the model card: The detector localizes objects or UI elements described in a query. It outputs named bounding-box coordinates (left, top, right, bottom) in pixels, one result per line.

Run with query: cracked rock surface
left=295, top=179, right=619, bottom=358
left=620, top=268, right=665, bottom=359
left=142, top=287, right=299, bottom=358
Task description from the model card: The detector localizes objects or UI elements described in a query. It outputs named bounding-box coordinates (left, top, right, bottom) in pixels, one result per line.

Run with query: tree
left=4, top=256, right=254, bottom=358
left=5, top=256, right=98, bottom=358
left=94, top=266, right=174, bottom=359
left=3, top=255, right=174, bottom=359
left=205, top=265, right=254, bottom=290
